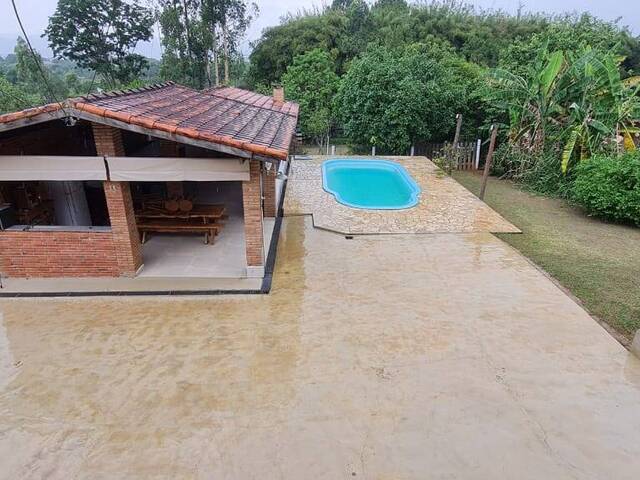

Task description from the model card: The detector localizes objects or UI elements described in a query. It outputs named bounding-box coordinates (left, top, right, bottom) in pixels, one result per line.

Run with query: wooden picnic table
left=135, top=204, right=226, bottom=245
left=136, top=204, right=226, bottom=222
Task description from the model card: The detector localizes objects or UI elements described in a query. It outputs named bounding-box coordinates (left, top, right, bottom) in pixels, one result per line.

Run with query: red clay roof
left=0, top=82, right=299, bottom=160
left=205, top=86, right=299, bottom=116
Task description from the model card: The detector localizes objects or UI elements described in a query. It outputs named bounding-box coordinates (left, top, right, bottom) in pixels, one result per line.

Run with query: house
left=0, top=83, right=299, bottom=289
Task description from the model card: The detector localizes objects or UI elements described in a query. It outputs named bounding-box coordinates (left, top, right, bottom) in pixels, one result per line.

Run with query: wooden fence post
left=451, top=114, right=463, bottom=172
left=453, top=114, right=462, bottom=149
left=479, top=124, right=498, bottom=200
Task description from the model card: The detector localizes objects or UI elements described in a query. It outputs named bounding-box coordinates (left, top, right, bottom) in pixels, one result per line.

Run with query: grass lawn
left=453, top=171, right=640, bottom=343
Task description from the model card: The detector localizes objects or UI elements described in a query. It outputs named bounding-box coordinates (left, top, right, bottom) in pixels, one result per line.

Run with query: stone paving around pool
left=284, top=156, right=521, bottom=234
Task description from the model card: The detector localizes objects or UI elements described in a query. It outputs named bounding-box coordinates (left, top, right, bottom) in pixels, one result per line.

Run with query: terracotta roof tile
left=0, top=82, right=298, bottom=160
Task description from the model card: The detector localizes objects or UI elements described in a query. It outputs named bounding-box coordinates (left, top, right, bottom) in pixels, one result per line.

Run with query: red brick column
left=104, top=181, right=143, bottom=276
left=92, top=123, right=143, bottom=276
left=92, top=123, right=125, bottom=156
left=242, top=160, right=264, bottom=272
left=262, top=164, right=277, bottom=217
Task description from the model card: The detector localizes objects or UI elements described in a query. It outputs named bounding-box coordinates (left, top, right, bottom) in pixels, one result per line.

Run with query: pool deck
left=284, top=156, right=521, bottom=234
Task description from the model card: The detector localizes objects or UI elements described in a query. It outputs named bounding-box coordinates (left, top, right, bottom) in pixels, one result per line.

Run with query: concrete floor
left=139, top=213, right=275, bottom=278
left=1, top=216, right=639, bottom=479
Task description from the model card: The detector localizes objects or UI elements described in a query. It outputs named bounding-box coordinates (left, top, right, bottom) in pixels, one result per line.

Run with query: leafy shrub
left=334, top=43, right=479, bottom=154
left=492, top=144, right=573, bottom=197
left=282, top=49, right=339, bottom=147
left=572, top=153, right=640, bottom=225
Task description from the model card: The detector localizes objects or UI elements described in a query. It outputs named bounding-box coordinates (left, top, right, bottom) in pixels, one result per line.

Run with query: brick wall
left=92, top=123, right=125, bottom=156
left=262, top=164, right=277, bottom=217
left=242, top=160, right=264, bottom=266
left=0, top=230, right=119, bottom=277
left=93, top=124, right=143, bottom=276
left=103, top=181, right=143, bottom=276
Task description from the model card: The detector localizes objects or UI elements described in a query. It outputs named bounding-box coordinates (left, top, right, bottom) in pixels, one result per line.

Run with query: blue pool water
left=322, top=159, right=421, bottom=210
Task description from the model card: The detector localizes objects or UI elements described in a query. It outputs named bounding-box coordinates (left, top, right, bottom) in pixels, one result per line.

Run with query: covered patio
left=0, top=83, right=298, bottom=293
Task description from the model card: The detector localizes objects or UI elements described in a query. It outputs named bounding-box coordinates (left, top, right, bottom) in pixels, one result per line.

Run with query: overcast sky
left=1, top=0, right=638, bottom=58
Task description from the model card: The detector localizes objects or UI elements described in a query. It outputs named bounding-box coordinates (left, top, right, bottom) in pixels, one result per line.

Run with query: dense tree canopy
left=156, top=0, right=256, bottom=89
left=282, top=49, right=340, bottom=149
left=249, top=0, right=640, bottom=91
left=334, top=43, right=479, bottom=153
left=247, top=0, right=640, bottom=152
left=45, top=0, right=154, bottom=86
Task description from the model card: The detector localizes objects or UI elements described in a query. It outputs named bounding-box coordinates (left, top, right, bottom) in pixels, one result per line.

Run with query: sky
left=0, top=0, right=638, bottom=59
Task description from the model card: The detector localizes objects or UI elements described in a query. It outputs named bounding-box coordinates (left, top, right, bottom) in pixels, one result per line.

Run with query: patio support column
left=104, top=182, right=143, bottom=276
left=92, top=123, right=143, bottom=276
left=159, top=139, right=184, bottom=198
left=262, top=163, right=277, bottom=217
left=242, top=160, right=264, bottom=276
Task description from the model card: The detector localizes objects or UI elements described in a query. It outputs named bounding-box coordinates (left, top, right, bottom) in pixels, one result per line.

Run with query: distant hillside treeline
left=243, top=0, right=640, bottom=152
left=248, top=0, right=640, bottom=88
left=0, top=36, right=161, bottom=114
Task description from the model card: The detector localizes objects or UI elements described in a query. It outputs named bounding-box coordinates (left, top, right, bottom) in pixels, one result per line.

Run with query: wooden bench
left=137, top=220, right=220, bottom=245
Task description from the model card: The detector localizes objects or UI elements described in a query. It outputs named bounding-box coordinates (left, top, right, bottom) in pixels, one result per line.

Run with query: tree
left=0, top=75, right=40, bottom=114
left=499, top=13, right=640, bottom=77
left=14, top=37, right=68, bottom=103
left=335, top=43, right=477, bottom=153
left=226, top=1, right=257, bottom=84
left=282, top=49, right=339, bottom=149
left=45, top=0, right=154, bottom=87
left=247, top=1, right=640, bottom=90
left=157, top=0, right=209, bottom=87
left=156, top=0, right=255, bottom=88
left=203, top=0, right=256, bottom=85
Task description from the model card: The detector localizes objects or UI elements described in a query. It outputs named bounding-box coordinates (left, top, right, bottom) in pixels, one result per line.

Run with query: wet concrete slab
left=1, top=216, right=639, bottom=479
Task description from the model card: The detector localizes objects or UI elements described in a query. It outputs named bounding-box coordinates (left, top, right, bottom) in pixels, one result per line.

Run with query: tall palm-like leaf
left=487, top=44, right=640, bottom=174
left=485, top=44, right=566, bottom=156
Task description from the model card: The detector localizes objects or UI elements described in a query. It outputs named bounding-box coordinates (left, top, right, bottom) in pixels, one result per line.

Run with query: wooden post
left=410, top=145, right=415, bottom=156
left=452, top=114, right=462, bottom=148
left=448, top=114, right=463, bottom=173
left=372, top=145, right=376, bottom=156
left=479, top=125, right=498, bottom=201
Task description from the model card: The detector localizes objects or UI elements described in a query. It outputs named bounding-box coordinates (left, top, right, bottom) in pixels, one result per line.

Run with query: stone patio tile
left=284, top=156, right=521, bottom=234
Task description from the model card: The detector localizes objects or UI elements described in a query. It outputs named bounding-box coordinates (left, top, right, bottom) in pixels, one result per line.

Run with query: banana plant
left=484, top=42, right=566, bottom=155
left=487, top=43, right=640, bottom=174
left=559, top=48, right=640, bottom=172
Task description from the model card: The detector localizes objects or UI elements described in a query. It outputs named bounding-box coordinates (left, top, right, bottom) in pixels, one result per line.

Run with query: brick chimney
left=273, top=86, right=285, bottom=103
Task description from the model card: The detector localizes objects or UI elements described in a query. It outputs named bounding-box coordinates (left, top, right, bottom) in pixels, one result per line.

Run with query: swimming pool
left=322, top=159, right=421, bottom=210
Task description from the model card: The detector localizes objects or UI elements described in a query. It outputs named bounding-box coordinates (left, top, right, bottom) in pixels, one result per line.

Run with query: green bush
left=334, top=43, right=479, bottom=154
left=492, top=144, right=573, bottom=198
left=572, top=153, right=640, bottom=225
